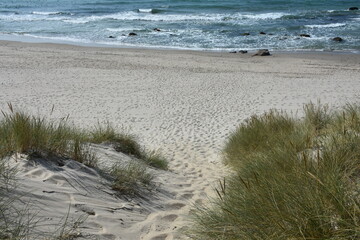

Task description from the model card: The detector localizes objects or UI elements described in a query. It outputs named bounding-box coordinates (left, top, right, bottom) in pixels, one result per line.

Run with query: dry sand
left=1, top=40, right=360, bottom=240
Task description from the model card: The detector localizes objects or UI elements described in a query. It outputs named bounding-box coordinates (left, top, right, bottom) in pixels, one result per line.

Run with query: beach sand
left=1, top=40, right=360, bottom=239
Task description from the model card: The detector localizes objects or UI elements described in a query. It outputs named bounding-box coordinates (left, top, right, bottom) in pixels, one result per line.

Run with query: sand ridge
left=1, top=41, right=360, bottom=239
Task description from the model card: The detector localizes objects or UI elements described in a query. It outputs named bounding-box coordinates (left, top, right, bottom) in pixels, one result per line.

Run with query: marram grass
left=0, top=105, right=97, bottom=167
left=190, top=102, right=360, bottom=240
left=89, top=122, right=168, bottom=170
left=0, top=105, right=169, bottom=238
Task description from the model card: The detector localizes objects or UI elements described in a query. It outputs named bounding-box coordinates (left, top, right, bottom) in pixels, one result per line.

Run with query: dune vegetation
left=190, top=103, right=360, bottom=239
left=0, top=104, right=168, bottom=239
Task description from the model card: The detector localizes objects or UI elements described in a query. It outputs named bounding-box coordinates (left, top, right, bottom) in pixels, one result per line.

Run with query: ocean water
left=0, top=0, right=359, bottom=52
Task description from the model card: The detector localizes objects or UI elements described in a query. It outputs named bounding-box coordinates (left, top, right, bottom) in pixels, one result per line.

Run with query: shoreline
left=1, top=35, right=359, bottom=55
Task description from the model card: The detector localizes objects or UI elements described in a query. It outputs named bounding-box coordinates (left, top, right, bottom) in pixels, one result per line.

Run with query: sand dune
left=1, top=41, right=360, bottom=239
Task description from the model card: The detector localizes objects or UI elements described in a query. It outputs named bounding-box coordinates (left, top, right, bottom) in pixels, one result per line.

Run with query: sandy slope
left=1, top=41, right=360, bottom=239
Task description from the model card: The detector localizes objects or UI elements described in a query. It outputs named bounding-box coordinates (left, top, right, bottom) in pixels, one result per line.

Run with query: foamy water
left=0, top=0, right=359, bottom=51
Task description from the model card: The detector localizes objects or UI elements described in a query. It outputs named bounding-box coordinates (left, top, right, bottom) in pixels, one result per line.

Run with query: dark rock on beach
left=259, top=32, right=266, bottom=35
left=349, top=7, right=358, bottom=10
left=108, top=36, right=115, bottom=39
left=128, top=32, right=137, bottom=36
left=332, top=37, right=343, bottom=42
left=229, top=50, right=248, bottom=54
left=299, top=34, right=311, bottom=38
left=253, top=49, right=270, bottom=56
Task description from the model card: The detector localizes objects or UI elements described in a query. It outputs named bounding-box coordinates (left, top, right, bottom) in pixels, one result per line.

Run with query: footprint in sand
left=99, top=233, right=116, bottom=240
left=166, top=202, right=186, bottom=210
left=161, top=214, right=178, bottom=222
left=149, top=233, right=169, bottom=240
left=24, top=168, right=50, bottom=179
left=177, top=193, right=194, bottom=200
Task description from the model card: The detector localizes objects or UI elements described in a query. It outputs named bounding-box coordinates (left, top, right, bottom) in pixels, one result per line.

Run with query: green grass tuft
left=110, top=162, right=153, bottom=196
left=89, top=123, right=143, bottom=158
left=143, top=151, right=169, bottom=170
left=89, top=123, right=169, bottom=169
left=0, top=105, right=170, bottom=238
left=0, top=105, right=95, bottom=166
left=190, top=102, right=360, bottom=240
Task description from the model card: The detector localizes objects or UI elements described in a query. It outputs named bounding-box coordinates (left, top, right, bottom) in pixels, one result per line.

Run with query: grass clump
left=0, top=104, right=97, bottom=167
left=223, top=109, right=313, bottom=169
left=0, top=155, right=36, bottom=240
left=190, top=102, right=360, bottom=240
left=110, top=162, right=153, bottom=196
left=89, top=123, right=143, bottom=158
left=0, top=106, right=167, bottom=237
left=89, top=123, right=169, bottom=170
left=143, top=151, right=169, bottom=170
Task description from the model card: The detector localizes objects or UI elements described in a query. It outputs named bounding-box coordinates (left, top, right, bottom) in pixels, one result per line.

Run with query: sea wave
left=305, top=23, right=346, bottom=28
left=0, top=13, right=66, bottom=22
left=106, top=27, right=144, bottom=32
left=61, top=11, right=287, bottom=24
left=1, top=11, right=294, bottom=24
left=138, top=9, right=152, bottom=13
left=32, top=11, right=73, bottom=16
left=32, top=11, right=61, bottom=15
left=0, top=12, right=180, bottom=23
left=58, top=11, right=226, bottom=23
left=241, top=12, right=287, bottom=20
left=138, top=8, right=165, bottom=14
left=24, top=34, right=91, bottom=44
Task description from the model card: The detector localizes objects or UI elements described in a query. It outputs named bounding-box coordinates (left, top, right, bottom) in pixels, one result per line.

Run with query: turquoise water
left=0, top=0, right=359, bottom=51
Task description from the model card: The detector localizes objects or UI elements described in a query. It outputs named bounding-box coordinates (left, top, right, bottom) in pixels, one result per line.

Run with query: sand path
left=1, top=41, right=360, bottom=239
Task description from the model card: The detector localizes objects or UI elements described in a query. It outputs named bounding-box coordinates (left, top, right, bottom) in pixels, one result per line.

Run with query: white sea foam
left=0, top=13, right=68, bottom=22
left=241, top=12, right=287, bottom=20
left=24, top=34, right=91, bottom=44
left=138, top=9, right=152, bottom=13
left=305, top=23, right=346, bottom=28
left=32, top=11, right=61, bottom=15
left=2, top=10, right=286, bottom=25
left=63, top=19, right=89, bottom=24
left=57, top=11, right=225, bottom=24
left=106, top=27, right=143, bottom=32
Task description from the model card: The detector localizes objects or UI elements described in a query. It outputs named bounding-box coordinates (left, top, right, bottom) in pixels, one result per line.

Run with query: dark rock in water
left=349, top=7, right=358, bottom=10
left=153, top=28, right=161, bottom=32
left=332, top=37, right=343, bottom=42
left=229, top=51, right=237, bottom=53
left=241, top=32, right=250, bottom=36
left=259, top=32, right=266, bottom=35
left=108, top=36, right=115, bottom=39
left=253, top=49, right=270, bottom=56
left=239, top=50, right=248, bottom=54
left=128, top=32, right=137, bottom=36
left=299, top=34, right=311, bottom=38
